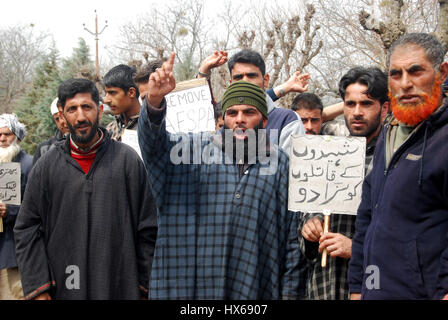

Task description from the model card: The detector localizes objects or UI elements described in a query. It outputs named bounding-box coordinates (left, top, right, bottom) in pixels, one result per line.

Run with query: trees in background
left=111, top=0, right=447, bottom=106
left=14, top=38, right=96, bottom=154
left=0, top=25, right=50, bottom=113
left=2, top=0, right=447, bottom=154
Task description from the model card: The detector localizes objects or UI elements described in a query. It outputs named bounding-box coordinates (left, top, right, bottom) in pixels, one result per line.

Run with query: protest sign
left=165, top=78, right=215, bottom=133
left=288, top=135, right=366, bottom=215
left=121, top=129, right=142, bottom=160
left=0, top=162, right=21, bottom=206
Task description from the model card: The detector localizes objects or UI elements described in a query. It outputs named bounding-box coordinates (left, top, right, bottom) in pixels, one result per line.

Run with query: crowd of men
left=0, top=32, right=447, bottom=300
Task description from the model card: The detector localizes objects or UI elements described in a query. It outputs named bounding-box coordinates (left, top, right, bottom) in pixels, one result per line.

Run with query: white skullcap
left=50, top=98, right=59, bottom=115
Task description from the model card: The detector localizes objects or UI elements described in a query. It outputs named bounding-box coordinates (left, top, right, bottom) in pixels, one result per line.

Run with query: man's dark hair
left=228, top=49, right=266, bottom=76
left=134, top=59, right=164, bottom=84
left=387, top=33, right=445, bottom=70
left=214, top=101, right=222, bottom=121
left=291, top=93, right=323, bottom=113
left=338, top=67, right=388, bottom=105
left=58, top=78, right=100, bottom=109
left=103, top=64, right=139, bottom=98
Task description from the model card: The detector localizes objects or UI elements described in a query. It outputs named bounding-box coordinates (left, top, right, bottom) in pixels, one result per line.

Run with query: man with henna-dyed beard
left=348, top=33, right=448, bottom=300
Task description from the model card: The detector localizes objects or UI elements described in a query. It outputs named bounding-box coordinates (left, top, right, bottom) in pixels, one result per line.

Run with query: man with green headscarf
left=138, top=53, right=306, bottom=299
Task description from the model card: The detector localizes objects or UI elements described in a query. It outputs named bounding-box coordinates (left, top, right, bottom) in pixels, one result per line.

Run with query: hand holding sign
left=301, top=217, right=324, bottom=242
left=148, top=52, right=176, bottom=107
left=0, top=200, right=4, bottom=233
left=0, top=200, right=7, bottom=218
left=319, top=232, right=352, bottom=259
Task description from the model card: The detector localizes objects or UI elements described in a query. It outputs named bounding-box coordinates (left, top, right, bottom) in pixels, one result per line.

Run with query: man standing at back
left=291, top=92, right=324, bottom=135
left=14, top=78, right=157, bottom=300
left=103, top=64, right=141, bottom=141
left=199, top=49, right=307, bottom=152
left=349, top=33, right=448, bottom=300
left=33, top=98, right=69, bottom=165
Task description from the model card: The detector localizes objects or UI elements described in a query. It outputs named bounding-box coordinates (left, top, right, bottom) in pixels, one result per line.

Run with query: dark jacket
left=14, top=129, right=157, bottom=299
left=0, top=150, right=33, bottom=269
left=33, top=130, right=66, bottom=165
left=348, top=99, right=448, bottom=299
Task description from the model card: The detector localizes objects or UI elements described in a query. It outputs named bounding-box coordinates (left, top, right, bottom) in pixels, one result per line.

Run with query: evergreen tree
left=15, top=38, right=99, bottom=155
left=15, top=48, right=60, bottom=154
left=60, top=38, right=95, bottom=81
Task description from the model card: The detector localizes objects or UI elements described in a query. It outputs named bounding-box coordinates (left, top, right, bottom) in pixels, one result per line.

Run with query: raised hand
left=148, top=52, right=176, bottom=107
left=274, top=71, right=311, bottom=98
left=285, top=71, right=310, bottom=94
left=198, top=50, right=228, bottom=76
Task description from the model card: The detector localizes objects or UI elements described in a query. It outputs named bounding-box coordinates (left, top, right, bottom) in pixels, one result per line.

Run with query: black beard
left=67, top=117, right=100, bottom=146
left=221, top=119, right=266, bottom=163
left=344, top=111, right=381, bottom=141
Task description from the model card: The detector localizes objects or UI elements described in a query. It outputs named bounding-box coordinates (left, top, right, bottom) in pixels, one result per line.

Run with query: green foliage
left=60, top=38, right=95, bottom=81
left=15, top=49, right=60, bottom=155
left=14, top=38, right=96, bottom=155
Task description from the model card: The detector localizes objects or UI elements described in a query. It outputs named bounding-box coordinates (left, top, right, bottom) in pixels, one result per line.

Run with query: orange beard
left=389, top=78, right=443, bottom=126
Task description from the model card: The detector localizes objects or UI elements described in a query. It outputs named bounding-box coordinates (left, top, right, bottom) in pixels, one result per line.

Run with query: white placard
left=121, top=129, right=142, bottom=160
left=288, top=135, right=366, bottom=215
left=0, top=162, right=21, bottom=205
left=165, top=78, right=215, bottom=133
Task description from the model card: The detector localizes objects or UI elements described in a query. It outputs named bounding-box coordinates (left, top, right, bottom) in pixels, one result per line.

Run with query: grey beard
left=0, top=138, right=21, bottom=163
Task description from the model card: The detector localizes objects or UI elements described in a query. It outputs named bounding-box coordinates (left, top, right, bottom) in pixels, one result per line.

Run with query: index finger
left=163, top=52, right=176, bottom=74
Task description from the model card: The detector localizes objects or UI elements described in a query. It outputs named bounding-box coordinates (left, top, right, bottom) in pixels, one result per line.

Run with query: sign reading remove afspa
left=0, top=162, right=21, bottom=205
left=165, top=78, right=215, bottom=133
left=288, top=135, right=366, bottom=215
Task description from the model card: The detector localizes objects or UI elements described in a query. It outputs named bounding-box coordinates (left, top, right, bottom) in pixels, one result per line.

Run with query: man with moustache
left=0, top=114, right=32, bottom=300
left=348, top=33, right=448, bottom=300
left=291, top=93, right=325, bottom=135
left=298, top=67, right=389, bottom=300
left=198, top=49, right=308, bottom=153
left=14, top=78, right=157, bottom=300
left=138, top=53, right=305, bottom=299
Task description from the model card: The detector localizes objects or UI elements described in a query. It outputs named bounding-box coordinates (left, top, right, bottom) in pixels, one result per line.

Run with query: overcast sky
left=0, top=0, right=167, bottom=58
left=0, top=0, right=301, bottom=61
left=0, top=0, right=238, bottom=61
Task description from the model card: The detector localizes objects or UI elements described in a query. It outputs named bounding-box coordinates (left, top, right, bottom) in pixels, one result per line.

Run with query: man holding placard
left=138, top=52, right=305, bottom=299
left=296, top=67, right=388, bottom=299
left=349, top=33, right=448, bottom=300
left=0, top=114, right=32, bottom=300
